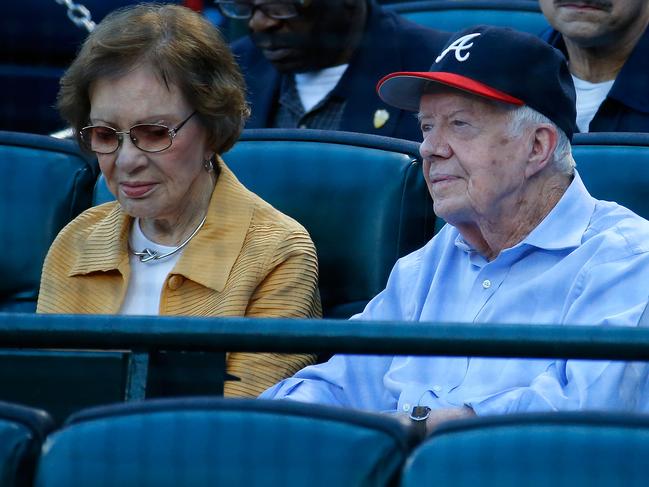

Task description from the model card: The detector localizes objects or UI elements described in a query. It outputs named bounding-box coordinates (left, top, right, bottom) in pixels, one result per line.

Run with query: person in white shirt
left=541, top=0, right=649, bottom=132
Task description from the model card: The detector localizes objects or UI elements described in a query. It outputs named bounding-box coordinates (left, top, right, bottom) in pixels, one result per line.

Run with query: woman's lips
left=120, top=182, right=157, bottom=198
left=556, top=2, right=609, bottom=12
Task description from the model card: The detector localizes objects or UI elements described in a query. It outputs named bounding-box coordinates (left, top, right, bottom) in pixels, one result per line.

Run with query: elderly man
left=261, top=26, right=649, bottom=435
left=540, top=0, right=649, bottom=132
left=216, top=0, right=448, bottom=142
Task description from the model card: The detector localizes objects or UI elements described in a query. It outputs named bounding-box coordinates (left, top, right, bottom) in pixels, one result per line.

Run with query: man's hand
left=423, top=406, right=475, bottom=433
left=394, top=406, right=476, bottom=439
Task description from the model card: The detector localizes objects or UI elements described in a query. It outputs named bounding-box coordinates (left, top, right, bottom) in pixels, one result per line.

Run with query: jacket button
left=167, top=275, right=184, bottom=290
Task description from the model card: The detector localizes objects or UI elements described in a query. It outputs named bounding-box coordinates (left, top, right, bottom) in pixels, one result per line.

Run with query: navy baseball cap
left=377, top=25, right=577, bottom=140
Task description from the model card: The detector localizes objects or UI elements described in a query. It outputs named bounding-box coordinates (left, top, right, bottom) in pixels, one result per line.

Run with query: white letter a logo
left=435, top=33, right=481, bottom=63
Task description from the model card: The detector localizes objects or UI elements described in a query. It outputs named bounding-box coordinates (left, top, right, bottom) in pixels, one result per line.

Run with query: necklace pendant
left=138, top=248, right=159, bottom=263
left=130, top=214, right=207, bottom=263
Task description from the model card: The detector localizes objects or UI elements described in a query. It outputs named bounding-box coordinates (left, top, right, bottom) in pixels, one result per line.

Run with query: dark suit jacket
left=232, top=1, right=449, bottom=142
left=543, top=27, right=649, bottom=133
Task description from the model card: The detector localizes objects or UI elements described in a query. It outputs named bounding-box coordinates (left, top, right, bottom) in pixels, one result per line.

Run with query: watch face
left=410, top=405, right=431, bottom=421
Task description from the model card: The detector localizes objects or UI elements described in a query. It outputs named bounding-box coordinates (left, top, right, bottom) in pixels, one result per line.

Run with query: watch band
left=408, top=405, right=431, bottom=441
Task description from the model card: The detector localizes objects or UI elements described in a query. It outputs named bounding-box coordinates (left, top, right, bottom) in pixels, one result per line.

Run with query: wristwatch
left=408, top=405, right=431, bottom=441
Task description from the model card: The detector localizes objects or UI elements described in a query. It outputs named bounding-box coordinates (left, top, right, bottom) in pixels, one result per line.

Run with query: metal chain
left=54, top=0, right=96, bottom=33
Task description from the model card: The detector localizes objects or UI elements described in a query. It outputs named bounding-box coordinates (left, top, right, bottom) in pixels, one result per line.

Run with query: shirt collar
left=453, top=171, right=596, bottom=254
left=520, top=171, right=595, bottom=250
left=69, top=160, right=254, bottom=293
left=608, top=25, right=649, bottom=113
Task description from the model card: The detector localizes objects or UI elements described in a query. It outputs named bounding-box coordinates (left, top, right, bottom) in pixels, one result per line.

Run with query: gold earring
left=203, top=157, right=214, bottom=172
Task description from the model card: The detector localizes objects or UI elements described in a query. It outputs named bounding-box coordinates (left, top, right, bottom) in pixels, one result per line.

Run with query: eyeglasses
left=80, top=111, right=196, bottom=154
left=214, top=1, right=309, bottom=20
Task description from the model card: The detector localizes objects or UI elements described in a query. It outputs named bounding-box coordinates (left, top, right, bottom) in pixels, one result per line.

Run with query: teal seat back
left=0, top=132, right=97, bottom=311
left=0, top=401, right=54, bottom=487
left=388, top=1, right=549, bottom=35
left=572, top=133, right=649, bottom=219
left=36, top=398, right=414, bottom=487
left=94, top=129, right=435, bottom=318
left=401, top=413, right=649, bottom=487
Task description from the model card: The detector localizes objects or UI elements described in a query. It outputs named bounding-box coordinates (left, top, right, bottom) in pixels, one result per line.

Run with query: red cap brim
left=377, top=71, right=524, bottom=112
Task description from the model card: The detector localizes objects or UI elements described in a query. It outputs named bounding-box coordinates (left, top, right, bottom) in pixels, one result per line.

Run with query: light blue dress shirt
left=261, top=173, right=649, bottom=414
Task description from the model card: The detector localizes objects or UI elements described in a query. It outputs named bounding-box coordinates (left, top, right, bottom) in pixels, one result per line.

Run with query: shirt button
left=432, top=385, right=442, bottom=393
left=482, top=279, right=491, bottom=289
left=402, top=403, right=411, bottom=412
left=168, top=275, right=184, bottom=290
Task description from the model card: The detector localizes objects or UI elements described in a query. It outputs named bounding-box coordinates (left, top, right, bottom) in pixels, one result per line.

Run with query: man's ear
left=525, top=124, right=558, bottom=179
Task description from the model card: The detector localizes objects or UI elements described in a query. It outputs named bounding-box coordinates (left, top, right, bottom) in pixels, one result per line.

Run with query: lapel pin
left=373, top=109, right=390, bottom=129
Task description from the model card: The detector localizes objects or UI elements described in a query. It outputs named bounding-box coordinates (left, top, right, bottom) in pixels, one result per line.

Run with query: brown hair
left=58, top=3, right=249, bottom=154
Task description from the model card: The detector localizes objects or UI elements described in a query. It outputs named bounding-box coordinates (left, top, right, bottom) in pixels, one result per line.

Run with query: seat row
left=3, top=129, right=649, bottom=316
left=3, top=395, right=649, bottom=487
left=1, top=309, right=648, bottom=432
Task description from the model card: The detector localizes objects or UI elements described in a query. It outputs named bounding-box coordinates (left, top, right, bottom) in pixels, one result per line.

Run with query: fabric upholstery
left=401, top=412, right=649, bottom=487
left=0, top=131, right=97, bottom=311
left=0, top=401, right=54, bottom=487
left=387, top=0, right=550, bottom=36
left=35, top=397, right=415, bottom=487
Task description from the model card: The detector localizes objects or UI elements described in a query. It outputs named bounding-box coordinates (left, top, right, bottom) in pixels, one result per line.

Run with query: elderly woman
left=37, top=4, right=321, bottom=397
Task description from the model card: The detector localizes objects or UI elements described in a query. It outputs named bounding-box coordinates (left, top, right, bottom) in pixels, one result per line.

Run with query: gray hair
left=507, top=105, right=575, bottom=176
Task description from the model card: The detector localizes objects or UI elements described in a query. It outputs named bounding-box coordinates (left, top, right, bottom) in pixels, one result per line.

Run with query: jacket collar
left=546, top=27, right=649, bottom=114
left=172, top=162, right=254, bottom=292
left=70, top=161, right=254, bottom=293
left=453, top=172, right=595, bottom=259
left=70, top=203, right=130, bottom=276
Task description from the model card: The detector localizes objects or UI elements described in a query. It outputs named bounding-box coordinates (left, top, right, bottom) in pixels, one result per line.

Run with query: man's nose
left=420, top=128, right=452, bottom=160
left=248, top=7, right=282, bottom=33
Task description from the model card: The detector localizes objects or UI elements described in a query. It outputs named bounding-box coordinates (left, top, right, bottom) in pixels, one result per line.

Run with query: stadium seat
left=572, top=133, right=649, bottom=220
left=401, top=412, right=649, bottom=487
left=387, top=0, right=549, bottom=36
left=95, top=129, right=436, bottom=318
left=0, top=131, right=98, bottom=312
left=35, top=397, right=415, bottom=487
left=0, top=401, right=54, bottom=487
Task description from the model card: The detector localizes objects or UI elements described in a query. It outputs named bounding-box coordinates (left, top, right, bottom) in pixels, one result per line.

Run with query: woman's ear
left=525, top=124, right=558, bottom=179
